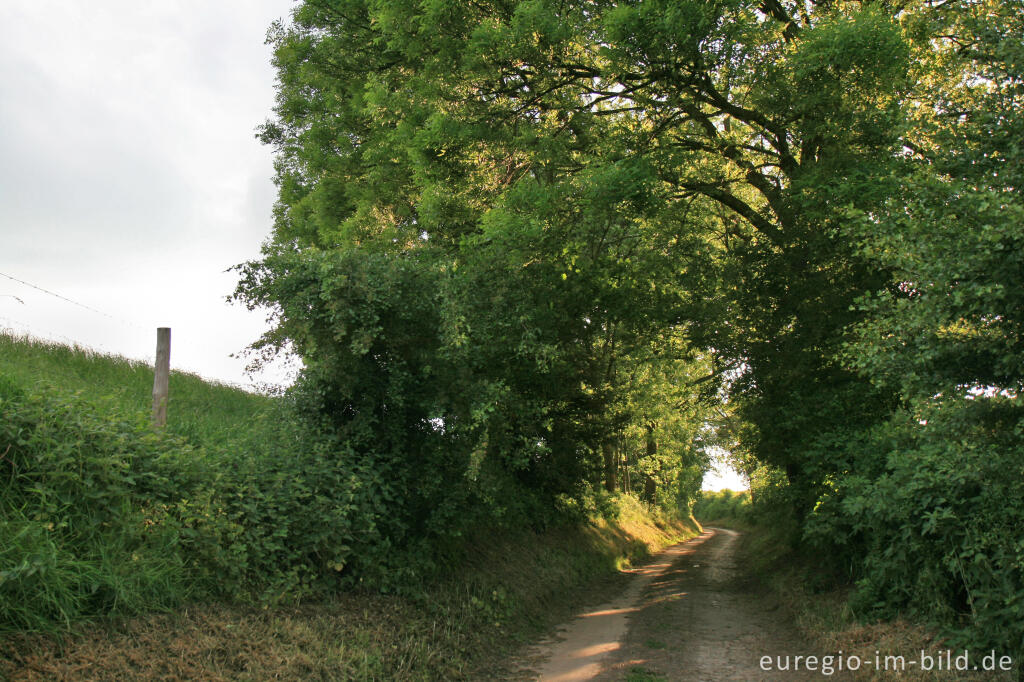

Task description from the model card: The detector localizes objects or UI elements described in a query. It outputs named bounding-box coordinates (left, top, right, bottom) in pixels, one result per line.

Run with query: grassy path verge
left=1, top=505, right=699, bottom=681
left=712, top=521, right=1019, bottom=682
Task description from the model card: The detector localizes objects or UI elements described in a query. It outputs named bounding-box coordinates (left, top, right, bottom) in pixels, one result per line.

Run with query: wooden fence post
left=152, top=327, right=170, bottom=427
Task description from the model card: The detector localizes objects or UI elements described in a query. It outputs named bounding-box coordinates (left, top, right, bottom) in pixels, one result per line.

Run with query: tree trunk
left=603, top=440, right=616, bottom=493
left=642, top=423, right=658, bottom=503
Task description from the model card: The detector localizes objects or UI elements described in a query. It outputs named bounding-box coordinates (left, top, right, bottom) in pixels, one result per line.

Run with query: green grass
left=0, top=332, right=705, bottom=679
left=0, top=331, right=274, bottom=449
left=0, top=497, right=699, bottom=680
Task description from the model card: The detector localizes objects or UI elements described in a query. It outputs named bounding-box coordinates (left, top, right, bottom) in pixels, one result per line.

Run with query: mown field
left=0, top=332, right=699, bottom=679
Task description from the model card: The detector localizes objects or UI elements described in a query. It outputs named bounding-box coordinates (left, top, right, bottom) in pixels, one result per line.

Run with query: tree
left=242, top=0, right=919, bottom=514
left=236, top=0, right=1024, bottom=650
left=806, top=0, right=1024, bottom=654
left=238, top=0, right=726, bottom=535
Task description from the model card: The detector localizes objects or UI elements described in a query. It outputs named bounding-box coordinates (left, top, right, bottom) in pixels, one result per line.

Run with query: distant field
left=692, top=489, right=751, bottom=526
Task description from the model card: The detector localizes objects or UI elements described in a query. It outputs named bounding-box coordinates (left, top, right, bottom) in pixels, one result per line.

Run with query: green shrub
left=184, top=437, right=395, bottom=602
left=0, top=356, right=471, bottom=630
left=0, top=376, right=192, bottom=630
left=805, top=398, right=1024, bottom=660
left=693, top=489, right=751, bottom=524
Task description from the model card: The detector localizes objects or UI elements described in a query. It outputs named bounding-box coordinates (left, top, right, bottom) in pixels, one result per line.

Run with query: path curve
left=525, top=528, right=813, bottom=681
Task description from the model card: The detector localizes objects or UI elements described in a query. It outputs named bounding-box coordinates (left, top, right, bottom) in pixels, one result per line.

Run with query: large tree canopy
left=236, top=0, right=1024, bottom=656
left=243, top=0, right=912, bottom=506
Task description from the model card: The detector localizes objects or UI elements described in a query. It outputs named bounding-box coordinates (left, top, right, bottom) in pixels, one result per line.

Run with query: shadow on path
left=523, top=528, right=815, bottom=681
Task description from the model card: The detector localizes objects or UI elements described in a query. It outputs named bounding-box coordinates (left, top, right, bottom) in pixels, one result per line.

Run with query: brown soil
left=522, top=528, right=816, bottom=681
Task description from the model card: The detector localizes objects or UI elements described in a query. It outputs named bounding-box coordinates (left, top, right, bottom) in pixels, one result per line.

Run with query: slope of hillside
left=0, top=332, right=704, bottom=679
left=0, top=332, right=273, bottom=448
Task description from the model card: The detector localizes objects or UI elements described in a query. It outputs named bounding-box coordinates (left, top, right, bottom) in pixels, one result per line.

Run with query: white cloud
left=0, top=0, right=296, bottom=387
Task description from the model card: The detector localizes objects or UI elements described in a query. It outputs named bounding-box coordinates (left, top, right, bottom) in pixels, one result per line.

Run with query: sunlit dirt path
left=522, top=528, right=815, bottom=681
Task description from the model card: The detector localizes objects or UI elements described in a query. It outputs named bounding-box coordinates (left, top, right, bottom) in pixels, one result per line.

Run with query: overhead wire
left=0, top=270, right=149, bottom=330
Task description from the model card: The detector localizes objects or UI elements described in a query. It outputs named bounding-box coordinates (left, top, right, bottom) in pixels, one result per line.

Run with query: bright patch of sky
left=702, top=448, right=747, bottom=491
left=0, top=1, right=297, bottom=388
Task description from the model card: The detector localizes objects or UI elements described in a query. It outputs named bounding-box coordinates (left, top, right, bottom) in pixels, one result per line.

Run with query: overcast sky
left=0, top=1, right=296, bottom=387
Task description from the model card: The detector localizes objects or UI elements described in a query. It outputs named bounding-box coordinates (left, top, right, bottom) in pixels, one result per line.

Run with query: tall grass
left=0, top=333, right=284, bottom=632
left=0, top=332, right=273, bottom=448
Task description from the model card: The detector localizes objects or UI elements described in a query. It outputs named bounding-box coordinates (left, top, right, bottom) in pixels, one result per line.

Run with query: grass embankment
left=694, top=490, right=1016, bottom=681
left=0, top=333, right=292, bottom=628
left=0, top=332, right=273, bottom=448
left=0, top=333, right=699, bottom=679
left=2, top=494, right=696, bottom=681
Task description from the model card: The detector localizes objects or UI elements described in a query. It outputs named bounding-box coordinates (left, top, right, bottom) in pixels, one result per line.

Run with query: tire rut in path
left=525, top=528, right=814, bottom=681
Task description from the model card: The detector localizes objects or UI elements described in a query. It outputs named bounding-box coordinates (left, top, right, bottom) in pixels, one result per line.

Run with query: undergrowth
left=0, top=333, right=372, bottom=630
left=0, top=495, right=697, bottom=680
left=733, top=490, right=1020, bottom=681
left=0, top=332, right=702, bottom=678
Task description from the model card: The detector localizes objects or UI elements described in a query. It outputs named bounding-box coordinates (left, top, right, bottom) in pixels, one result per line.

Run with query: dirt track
left=525, top=528, right=815, bottom=681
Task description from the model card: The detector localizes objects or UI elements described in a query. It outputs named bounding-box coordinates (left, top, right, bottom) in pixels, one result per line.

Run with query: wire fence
left=0, top=269, right=158, bottom=365
left=0, top=271, right=148, bottom=331
left=0, top=270, right=294, bottom=392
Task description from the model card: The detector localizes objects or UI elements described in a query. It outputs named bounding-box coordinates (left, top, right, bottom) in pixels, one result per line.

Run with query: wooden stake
left=152, top=327, right=170, bottom=427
